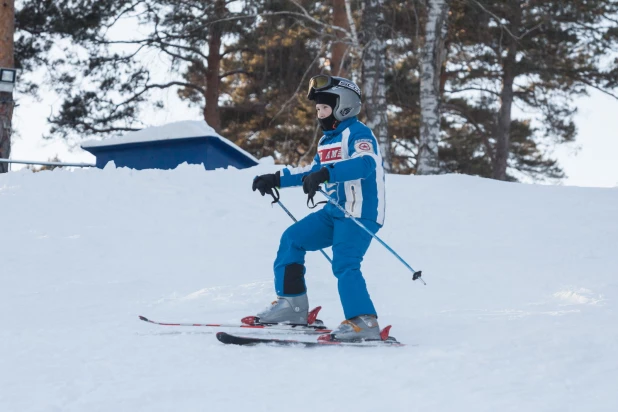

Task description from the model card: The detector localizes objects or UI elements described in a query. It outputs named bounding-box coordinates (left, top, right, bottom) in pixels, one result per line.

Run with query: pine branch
left=117, top=81, right=206, bottom=108
left=445, top=87, right=501, bottom=98
left=187, top=10, right=351, bottom=37
left=102, top=1, right=147, bottom=31
left=469, top=0, right=543, bottom=41
left=219, top=69, right=252, bottom=79
left=95, top=37, right=210, bottom=62
left=577, top=78, right=618, bottom=100
left=52, top=120, right=141, bottom=135
left=287, top=0, right=352, bottom=38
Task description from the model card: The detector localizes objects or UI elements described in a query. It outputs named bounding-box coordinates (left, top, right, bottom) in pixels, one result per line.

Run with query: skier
left=251, top=75, right=386, bottom=341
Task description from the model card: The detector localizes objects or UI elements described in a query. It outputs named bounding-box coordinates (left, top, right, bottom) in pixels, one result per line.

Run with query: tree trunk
left=493, top=8, right=520, bottom=181
left=417, top=0, right=450, bottom=175
left=331, top=0, right=348, bottom=77
left=361, top=0, right=390, bottom=171
left=204, top=0, right=224, bottom=132
left=0, top=0, right=15, bottom=173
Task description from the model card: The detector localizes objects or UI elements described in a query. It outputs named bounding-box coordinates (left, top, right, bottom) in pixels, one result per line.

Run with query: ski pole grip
left=269, top=187, right=281, bottom=204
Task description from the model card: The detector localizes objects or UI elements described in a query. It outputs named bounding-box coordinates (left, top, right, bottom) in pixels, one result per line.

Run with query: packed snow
left=1, top=163, right=617, bottom=411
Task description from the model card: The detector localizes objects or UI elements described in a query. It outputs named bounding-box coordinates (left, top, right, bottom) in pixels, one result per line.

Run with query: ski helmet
left=307, top=75, right=362, bottom=121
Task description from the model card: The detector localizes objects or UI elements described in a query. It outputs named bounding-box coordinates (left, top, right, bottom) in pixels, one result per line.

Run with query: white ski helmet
left=307, top=75, right=362, bottom=121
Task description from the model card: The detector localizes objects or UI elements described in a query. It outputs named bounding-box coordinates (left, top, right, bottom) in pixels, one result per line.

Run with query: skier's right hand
left=252, top=172, right=281, bottom=197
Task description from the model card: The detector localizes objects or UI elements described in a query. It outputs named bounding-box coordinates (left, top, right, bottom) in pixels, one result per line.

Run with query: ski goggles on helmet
left=307, top=75, right=361, bottom=100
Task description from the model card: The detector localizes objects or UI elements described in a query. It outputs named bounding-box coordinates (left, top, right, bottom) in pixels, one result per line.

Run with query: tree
left=0, top=0, right=15, bottom=173
left=417, top=0, right=450, bottom=175
left=381, top=0, right=422, bottom=174
left=331, top=0, right=350, bottom=77
left=9, top=0, right=143, bottom=162
left=44, top=0, right=342, bottom=154
left=445, top=0, right=618, bottom=181
left=361, top=0, right=391, bottom=171
left=216, top=0, right=333, bottom=164
left=36, top=1, right=262, bottom=139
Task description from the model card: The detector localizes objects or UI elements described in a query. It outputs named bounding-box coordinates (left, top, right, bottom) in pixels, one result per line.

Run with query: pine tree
left=216, top=0, right=347, bottom=164
left=443, top=0, right=618, bottom=181
left=44, top=1, right=259, bottom=138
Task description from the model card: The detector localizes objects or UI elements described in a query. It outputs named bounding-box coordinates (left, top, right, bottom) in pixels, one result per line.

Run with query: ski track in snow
left=1, top=164, right=617, bottom=411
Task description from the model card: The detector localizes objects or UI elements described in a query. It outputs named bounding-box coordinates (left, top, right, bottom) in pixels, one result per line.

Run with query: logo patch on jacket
left=319, top=145, right=342, bottom=164
left=354, top=139, right=374, bottom=153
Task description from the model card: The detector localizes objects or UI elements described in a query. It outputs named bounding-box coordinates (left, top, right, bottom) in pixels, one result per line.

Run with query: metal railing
left=0, top=158, right=96, bottom=168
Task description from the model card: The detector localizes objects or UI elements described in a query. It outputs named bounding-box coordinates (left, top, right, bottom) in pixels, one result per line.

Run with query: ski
left=138, top=306, right=331, bottom=334
left=216, top=326, right=405, bottom=347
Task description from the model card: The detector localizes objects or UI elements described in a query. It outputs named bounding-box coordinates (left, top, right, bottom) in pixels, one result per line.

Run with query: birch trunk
left=417, top=0, right=450, bottom=175
left=361, top=0, right=390, bottom=171
left=0, top=0, right=15, bottom=173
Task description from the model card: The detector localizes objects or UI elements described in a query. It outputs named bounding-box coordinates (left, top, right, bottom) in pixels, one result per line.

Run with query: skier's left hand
left=302, top=167, right=330, bottom=201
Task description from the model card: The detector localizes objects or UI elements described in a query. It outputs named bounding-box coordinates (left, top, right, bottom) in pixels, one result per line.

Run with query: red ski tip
left=380, top=325, right=392, bottom=341
left=317, top=334, right=333, bottom=343
left=241, top=316, right=257, bottom=326
left=307, top=306, right=322, bottom=325
left=139, top=315, right=149, bottom=321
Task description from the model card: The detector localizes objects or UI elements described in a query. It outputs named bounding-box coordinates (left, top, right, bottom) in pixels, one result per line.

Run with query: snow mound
left=553, top=288, right=605, bottom=305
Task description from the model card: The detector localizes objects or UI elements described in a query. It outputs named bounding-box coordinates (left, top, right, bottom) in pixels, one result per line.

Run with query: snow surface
left=1, top=164, right=617, bottom=411
left=81, top=120, right=259, bottom=163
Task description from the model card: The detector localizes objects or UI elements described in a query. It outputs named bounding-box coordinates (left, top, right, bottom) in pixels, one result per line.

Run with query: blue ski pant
left=273, top=207, right=380, bottom=320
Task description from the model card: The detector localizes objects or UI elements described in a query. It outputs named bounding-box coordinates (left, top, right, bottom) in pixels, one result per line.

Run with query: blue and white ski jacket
left=279, top=117, right=386, bottom=226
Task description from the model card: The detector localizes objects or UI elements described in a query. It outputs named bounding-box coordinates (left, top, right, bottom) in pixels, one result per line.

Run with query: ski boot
left=241, top=295, right=327, bottom=330
left=255, top=295, right=310, bottom=326
left=319, top=314, right=381, bottom=342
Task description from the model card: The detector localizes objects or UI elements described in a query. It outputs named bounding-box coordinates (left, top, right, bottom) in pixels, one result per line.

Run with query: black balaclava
left=314, top=92, right=339, bottom=131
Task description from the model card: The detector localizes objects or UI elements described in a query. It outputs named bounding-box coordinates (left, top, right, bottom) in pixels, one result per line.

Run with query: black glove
left=252, top=172, right=281, bottom=197
left=302, top=167, right=330, bottom=203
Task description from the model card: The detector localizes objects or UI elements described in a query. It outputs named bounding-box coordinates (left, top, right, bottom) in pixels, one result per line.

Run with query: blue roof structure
left=81, top=121, right=259, bottom=171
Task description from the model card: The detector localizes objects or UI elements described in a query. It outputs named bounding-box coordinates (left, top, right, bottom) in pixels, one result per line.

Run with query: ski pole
left=318, top=188, right=425, bottom=284
left=269, top=190, right=333, bottom=264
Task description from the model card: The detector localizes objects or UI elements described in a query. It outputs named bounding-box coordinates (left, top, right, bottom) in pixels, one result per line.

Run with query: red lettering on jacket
left=319, top=147, right=342, bottom=163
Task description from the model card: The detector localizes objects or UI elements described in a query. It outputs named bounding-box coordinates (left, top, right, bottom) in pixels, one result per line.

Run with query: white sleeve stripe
left=285, top=163, right=315, bottom=175
left=341, top=128, right=351, bottom=159
left=350, top=151, right=380, bottom=162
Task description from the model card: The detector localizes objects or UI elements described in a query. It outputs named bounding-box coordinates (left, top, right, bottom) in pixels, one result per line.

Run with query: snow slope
left=1, top=164, right=617, bottom=412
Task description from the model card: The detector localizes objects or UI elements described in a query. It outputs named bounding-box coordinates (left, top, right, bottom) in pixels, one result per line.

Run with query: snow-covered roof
left=81, top=120, right=259, bottom=162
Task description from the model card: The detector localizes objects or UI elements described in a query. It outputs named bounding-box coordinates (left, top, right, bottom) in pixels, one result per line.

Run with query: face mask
left=319, top=114, right=338, bottom=131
